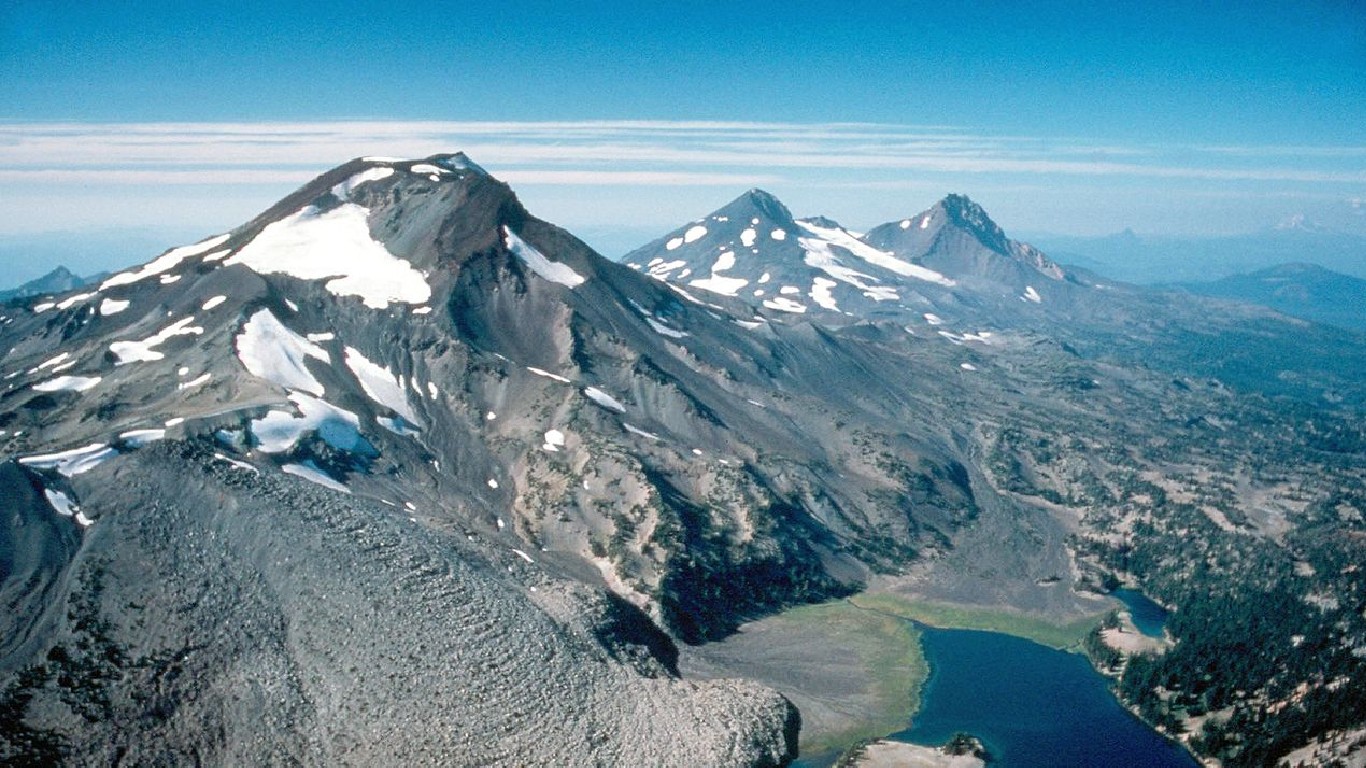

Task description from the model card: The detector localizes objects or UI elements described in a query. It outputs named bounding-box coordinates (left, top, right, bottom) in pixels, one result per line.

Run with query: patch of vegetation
left=849, top=592, right=1103, bottom=650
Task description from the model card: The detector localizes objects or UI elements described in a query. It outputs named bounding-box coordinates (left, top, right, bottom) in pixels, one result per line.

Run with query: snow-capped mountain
left=3, top=154, right=1365, bottom=767
left=624, top=190, right=1082, bottom=331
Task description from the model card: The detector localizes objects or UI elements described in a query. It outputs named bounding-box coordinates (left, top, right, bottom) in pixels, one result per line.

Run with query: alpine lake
left=793, top=590, right=1196, bottom=767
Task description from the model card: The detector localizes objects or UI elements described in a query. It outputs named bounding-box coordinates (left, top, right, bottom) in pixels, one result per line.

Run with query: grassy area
left=770, top=600, right=928, bottom=756
left=848, top=592, right=1104, bottom=650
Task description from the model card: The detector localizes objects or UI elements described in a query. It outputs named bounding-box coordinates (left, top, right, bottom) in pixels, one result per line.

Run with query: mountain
left=0, top=267, right=104, bottom=302
left=622, top=190, right=1081, bottom=330
left=1, top=158, right=1364, bottom=766
left=1163, top=262, right=1366, bottom=332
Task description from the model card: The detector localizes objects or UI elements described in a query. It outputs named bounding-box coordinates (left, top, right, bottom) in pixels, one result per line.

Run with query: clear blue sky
left=1, top=0, right=1364, bottom=279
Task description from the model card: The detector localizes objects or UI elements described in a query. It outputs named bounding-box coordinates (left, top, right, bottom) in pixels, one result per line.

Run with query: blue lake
left=889, top=626, right=1196, bottom=767
left=1112, top=588, right=1170, bottom=638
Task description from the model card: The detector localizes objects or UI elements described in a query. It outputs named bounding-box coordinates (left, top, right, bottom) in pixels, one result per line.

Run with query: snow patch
left=665, top=236, right=684, bottom=251
left=44, top=488, right=77, bottom=518
left=33, top=375, right=101, bottom=393
left=101, top=234, right=231, bottom=290
left=899, top=219, right=911, bottom=229
left=924, top=313, right=944, bottom=326
left=159, top=274, right=180, bottom=285
left=228, top=204, right=430, bottom=308
left=798, top=220, right=953, bottom=288
left=178, top=373, right=211, bottom=390
left=1023, top=285, right=1042, bottom=303
left=683, top=224, right=708, bottom=243
left=960, top=363, right=978, bottom=371
left=487, top=478, right=499, bottom=489
left=646, top=317, right=688, bottom=338
left=503, top=227, right=586, bottom=288
left=810, top=277, right=839, bottom=311
left=306, top=332, right=334, bottom=342
left=201, top=295, right=227, bottom=311
left=331, top=167, right=394, bottom=199
left=713, top=250, right=737, bottom=272
left=758, top=272, right=771, bottom=284
left=282, top=461, right=351, bottom=494
left=109, top=317, right=204, bottom=364
left=99, top=298, right=130, bottom=316
left=344, top=346, right=419, bottom=423
left=250, top=392, right=366, bottom=454
left=20, top=443, right=118, bottom=477
left=56, top=292, right=96, bottom=311
left=770, top=229, right=787, bottom=240
left=542, top=429, right=566, bottom=452
left=236, top=309, right=330, bottom=395
left=622, top=423, right=660, bottom=440
left=780, top=285, right=800, bottom=295
left=119, top=429, right=166, bottom=446
left=763, top=297, right=807, bottom=313
left=526, top=366, right=571, bottom=383
left=583, top=386, right=626, bottom=412
left=688, top=275, right=749, bottom=296
left=511, top=549, right=535, bottom=564
left=740, top=228, right=757, bottom=247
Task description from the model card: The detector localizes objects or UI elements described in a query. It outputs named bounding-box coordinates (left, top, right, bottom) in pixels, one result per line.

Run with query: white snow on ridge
left=33, top=375, right=101, bottom=393
left=665, top=236, right=684, bottom=251
left=683, top=225, right=708, bottom=243
left=228, top=204, right=430, bottom=308
left=502, top=227, right=586, bottom=288
left=810, top=277, right=839, bottom=310
left=20, top=443, right=118, bottom=477
left=331, top=167, right=395, bottom=199
left=344, top=346, right=420, bottom=423
left=119, top=429, right=166, bottom=446
left=526, top=366, right=571, bottom=383
left=583, top=386, right=626, bottom=412
left=646, top=317, right=688, bottom=338
left=109, top=317, right=204, bottom=364
left=797, top=220, right=953, bottom=287
left=622, top=423, right=660, bottom=440
left=32, top=353, right=70, bottom=372
left=688, top=275, right=749, bottom=297
left=282, top=461, right=351, bottom=494
left=763, top=297, right=807, bottom=313
left=251, top=392, right=366, bottom=454
left=44, top=488, right=77, bottom=518
left=542, top=429, right=566, bottom=452
left=99, top=298, right=130, bottom=316
left=236, top=309, right=330, bottom=395
left=57, top=292, right=96, bottom=311
left=102, top=234, right=231, bottom=290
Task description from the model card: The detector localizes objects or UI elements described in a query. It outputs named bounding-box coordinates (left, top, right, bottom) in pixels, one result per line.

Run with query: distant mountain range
left=1032, top=227, right=1366, bottom=284
left=1164, top=263, right=1366, bottom=333
left=0, top=266, right=105, bottom=302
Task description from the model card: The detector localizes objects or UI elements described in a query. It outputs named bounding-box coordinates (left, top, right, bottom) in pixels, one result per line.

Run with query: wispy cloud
left=2, top=120, right=1362, bottom=185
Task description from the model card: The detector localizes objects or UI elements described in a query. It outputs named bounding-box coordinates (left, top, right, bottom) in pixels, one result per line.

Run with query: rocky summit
left=2, top=154, right=1364, bottom=767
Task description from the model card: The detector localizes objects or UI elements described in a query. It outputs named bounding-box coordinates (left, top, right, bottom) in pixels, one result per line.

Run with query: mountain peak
left=721, top=188, right=795, bottom=224
left=936, top=194, right=1009, bottom=251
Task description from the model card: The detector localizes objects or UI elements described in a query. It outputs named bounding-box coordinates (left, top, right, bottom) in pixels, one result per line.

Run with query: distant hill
left=1163, top=263, right=1366, bottom=332
left=0, top=266, right=106, bottom=302
left=1032, top=228, right=1366, bottom=285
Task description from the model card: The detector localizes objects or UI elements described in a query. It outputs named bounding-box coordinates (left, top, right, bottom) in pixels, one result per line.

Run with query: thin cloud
left=1, top=120, right=1360, bottom=187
